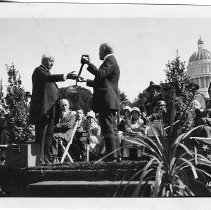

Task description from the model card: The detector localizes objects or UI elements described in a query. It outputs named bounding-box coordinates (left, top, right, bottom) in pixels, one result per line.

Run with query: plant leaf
left=153, top=162, right=164, bottom=197
left=180, top=158, right=198, bottom=179
left=132, top=157, right=158, bottom=197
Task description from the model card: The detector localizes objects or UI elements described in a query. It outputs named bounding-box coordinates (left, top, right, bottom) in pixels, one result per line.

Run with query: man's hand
left=81, top=55, right=90, bottom=65
left=77, top=77, right=87, bottom=83
left=67, top=71, right=78, bottom=80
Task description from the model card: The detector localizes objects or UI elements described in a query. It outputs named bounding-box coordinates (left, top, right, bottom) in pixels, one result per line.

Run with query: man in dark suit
left=79, top=43, right=121, bottom=162
left=30, top=54, right=78, bottom=164
left=51, top=99, right=76, bottom=163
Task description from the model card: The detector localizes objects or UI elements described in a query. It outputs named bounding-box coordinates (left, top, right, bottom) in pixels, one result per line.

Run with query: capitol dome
left=189, top=38, right=211, bottom=63
left=187, top=38, right=211, bottom=98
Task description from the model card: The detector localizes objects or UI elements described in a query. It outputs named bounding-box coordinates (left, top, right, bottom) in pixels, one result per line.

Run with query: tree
left=5, top=64, right=34, bottom=143
left=59, top=85, right=92, bottom=113
left=132, top=91, right=147, bottom=110
left=118, top=89, right=131, bottom=109
left=161, top=56, right=198, bottom=135
left=0, top=78, right=3, bottom=100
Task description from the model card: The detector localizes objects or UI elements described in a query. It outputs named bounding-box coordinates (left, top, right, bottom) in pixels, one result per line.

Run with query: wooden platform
left=0, top=161, right=210, bottom=197
left=28, top=180, right=144, bottom=197
left=0, top=161, right=146, bottom=197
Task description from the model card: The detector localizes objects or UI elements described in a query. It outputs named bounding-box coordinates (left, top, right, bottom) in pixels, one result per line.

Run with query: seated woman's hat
left=87, top=110, right=96, bottom=120
left=123, top=105, right=131, bottom=112
left=131, top=107, right=141, bottom=115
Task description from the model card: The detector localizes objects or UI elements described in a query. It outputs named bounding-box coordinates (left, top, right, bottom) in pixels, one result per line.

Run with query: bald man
left=30, top=54, right=78, bottom=164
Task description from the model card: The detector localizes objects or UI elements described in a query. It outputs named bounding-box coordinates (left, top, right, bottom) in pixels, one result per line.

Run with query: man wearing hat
left=145, top=81, right=163, bottom=116
left=30, top=54, right=78, bottom=164
left=79, top=43, right=121, bottom=162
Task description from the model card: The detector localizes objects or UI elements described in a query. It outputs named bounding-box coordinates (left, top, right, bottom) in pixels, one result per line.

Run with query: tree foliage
left=133, top=56, right=198, bottom=134
left=5, top=64, right=34, bottom=143
left=59, top=85, right=92, bottom=113
left=132, top=91, right=147, bottom=110
left=162, top=56, right=198, bottom=135
left=118, top=89, right=131, bottom=109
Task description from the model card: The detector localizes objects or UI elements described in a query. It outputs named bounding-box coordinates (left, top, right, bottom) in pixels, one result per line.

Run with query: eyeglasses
left=158, top=104, right=166, bottom=107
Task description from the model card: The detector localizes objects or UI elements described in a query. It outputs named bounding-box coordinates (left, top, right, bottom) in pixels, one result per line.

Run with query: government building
left=187, top=38, right=211, bottom=98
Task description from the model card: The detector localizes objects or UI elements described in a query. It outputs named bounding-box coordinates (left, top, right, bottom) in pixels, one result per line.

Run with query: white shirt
left=104, top=54, right=114, bottom=61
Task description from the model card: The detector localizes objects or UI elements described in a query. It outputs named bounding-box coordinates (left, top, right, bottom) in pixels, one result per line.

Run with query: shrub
left=5, top=64, right=34, bottom=143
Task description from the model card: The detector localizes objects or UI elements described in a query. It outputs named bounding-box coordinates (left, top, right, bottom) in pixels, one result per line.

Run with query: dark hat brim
left=146, top=84, right=161, bottom=92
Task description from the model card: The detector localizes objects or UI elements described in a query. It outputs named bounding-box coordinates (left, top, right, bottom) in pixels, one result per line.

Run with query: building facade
left=187, top=38, right=211, bottom=98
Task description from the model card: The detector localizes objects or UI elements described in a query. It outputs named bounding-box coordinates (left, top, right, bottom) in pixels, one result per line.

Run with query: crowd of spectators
left=1, top=80, right=211, bottom=164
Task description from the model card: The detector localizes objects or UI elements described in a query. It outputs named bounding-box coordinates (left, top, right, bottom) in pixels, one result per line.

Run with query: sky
left=2, top=2, right=211, bottom=102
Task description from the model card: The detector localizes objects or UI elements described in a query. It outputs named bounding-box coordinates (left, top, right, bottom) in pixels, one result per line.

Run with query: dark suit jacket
left=86, top=55, right=120, bottom=113
left=30, top=65, right=65, bottom=124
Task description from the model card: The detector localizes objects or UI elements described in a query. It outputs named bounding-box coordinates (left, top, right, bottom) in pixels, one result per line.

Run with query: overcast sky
left=1, top=3, right=211, bottom=101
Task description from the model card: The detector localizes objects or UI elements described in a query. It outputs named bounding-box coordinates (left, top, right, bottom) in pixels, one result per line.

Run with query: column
left=205, top=77, right=209, bottom=88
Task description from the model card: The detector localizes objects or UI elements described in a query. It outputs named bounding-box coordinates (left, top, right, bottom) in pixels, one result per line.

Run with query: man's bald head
left=41, top=53, right=54, bottom=70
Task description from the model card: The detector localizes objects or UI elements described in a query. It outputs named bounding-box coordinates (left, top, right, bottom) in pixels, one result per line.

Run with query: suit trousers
left=35, top=106, right=55, bottom=162
left=99, top=111, right=121, bottom=159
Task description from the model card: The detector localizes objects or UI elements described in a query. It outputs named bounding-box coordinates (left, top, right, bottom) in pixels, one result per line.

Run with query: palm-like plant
left=114, top=119, right=211, bottom=197
left=97, top=56, right=211, bottom=197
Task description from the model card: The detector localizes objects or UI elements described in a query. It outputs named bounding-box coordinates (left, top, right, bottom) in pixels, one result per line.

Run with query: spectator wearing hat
left=127, top=107, right=145, bottom=133
left=118, top=106, right=131, bottom=133
left=123, top=107, right=144, bottom=160
left=86, top=111, right=102, bottom=160
left=145, top=81, right=163, bottom=116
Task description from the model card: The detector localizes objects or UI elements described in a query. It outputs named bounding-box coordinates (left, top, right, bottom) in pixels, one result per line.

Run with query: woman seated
left=118, top=106, right=131, bottom=133
left=71, top=109, right=89, bottom=162
left=121, top=107, right=144, bottom=160
left=85, top=111, right=102, bottom=160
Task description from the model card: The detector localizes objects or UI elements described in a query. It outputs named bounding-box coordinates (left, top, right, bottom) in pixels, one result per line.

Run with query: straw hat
left=87, top=110, right=96, bottom=120
left=123, top=105, right=131, bottom=112
left=131, top=107, right=141, bottom=115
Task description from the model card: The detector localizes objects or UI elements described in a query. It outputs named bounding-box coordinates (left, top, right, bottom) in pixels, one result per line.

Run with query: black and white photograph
left=0, top=0, right=211, bottom=209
